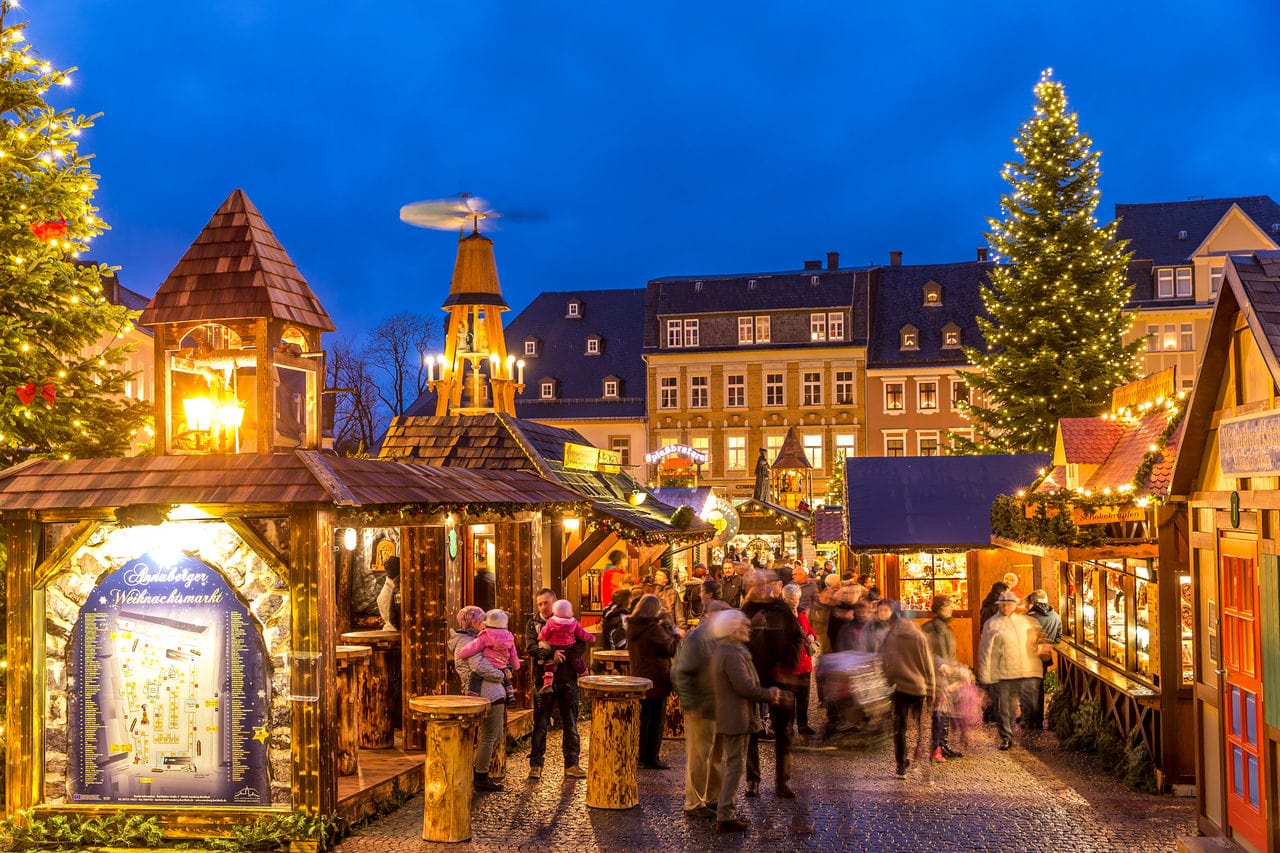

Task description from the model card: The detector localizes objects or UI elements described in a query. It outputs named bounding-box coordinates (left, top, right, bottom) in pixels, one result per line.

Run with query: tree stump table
left=335, top=644, right=371, bottom=775
left=488, top=706, right=507, bottom=780
left=592, top=649, right=630, bottom=675
left=663, top=689, right=685, bottom=740
left=341, top=629, right=401, bottom=748
left=409, top=695, right=490, bottom=842
left=578, top=675, right=651, bottom=809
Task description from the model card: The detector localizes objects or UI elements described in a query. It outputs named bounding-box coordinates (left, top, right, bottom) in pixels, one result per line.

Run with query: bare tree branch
left=363, top=312, right=437, bottom=417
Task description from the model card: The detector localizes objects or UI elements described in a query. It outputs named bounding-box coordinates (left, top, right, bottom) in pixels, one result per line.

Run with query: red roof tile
left=1057, top=418, right=1124, bottom=464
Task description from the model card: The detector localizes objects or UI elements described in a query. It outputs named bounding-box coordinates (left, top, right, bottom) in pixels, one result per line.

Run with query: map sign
left=67, top=551, right=272, bottom=806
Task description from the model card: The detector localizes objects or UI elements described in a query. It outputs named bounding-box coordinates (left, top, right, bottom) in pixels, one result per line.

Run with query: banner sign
left=1219, top=409, right=1280, bottom=478
left=68, top=552, right=272, bottom=806
left=563, top=442, right=621, bottom=473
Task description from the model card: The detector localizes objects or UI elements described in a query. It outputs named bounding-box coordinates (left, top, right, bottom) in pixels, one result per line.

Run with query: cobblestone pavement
left=336, top=722, right=1195, bottom=852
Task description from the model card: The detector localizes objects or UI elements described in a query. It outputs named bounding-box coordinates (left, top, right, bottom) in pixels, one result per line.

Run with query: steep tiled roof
left=813, top=505, right=845, bottom=544
left=140, top=189, right=335, bottom=331
left=1082, top=410, right=1180, bottom=496
left=1115, top=196, right=1280, bottom=267
left=772, top=427, right=812, bottom=470
left=867, top=261, right=989, bottom=368
left=1057, top=418, right=1125, bottom=464
left=1233, top=250, right=1280, bottom=362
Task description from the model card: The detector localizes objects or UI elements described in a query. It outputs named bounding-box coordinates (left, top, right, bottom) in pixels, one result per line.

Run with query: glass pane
left=1233, top=746, right=1244, bottom=795
left=899, top=580, right=935, bottom=614
left=1232, top=687, right=1242, bottom=736
left=1082, top=570, right=1097, bottom=650
left=1104, top=571, right=1126, bottom=666
left=1248, top=755, right=1260, bottom=808
left=1180, top=575, right=1193, bottom=685
left=933, top=553, right=965, bottom=578
left=1247, top=693, right=1258, bottom=745
left=1135, top=577, right=1151, bottom=677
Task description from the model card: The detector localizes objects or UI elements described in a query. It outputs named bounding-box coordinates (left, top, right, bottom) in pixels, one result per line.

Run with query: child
left=457, top=609, right=520, bottom=705
left=537, top=599, right=594, bottom=693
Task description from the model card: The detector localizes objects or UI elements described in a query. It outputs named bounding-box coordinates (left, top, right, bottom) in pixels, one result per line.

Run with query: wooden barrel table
left=341, top=629, right=402, bottom=748
left=578, top=675, right=651, bottom=809
left=408, top=695, right=490, bottom=842
left=663, top=689, right=685, bottom=740
left=335, top=644, right=372, bottom=775
left=592, top=649, right=630, bottom=675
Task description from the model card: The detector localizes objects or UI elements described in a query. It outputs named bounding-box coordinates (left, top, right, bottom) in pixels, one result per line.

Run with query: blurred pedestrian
left=597, top=587, right=631, bottom=652
left=782, top=583, right=819, bottom=736
left=627, top=593, right=682, bottom=769
left=683, top=564, right=708, bottom=624
left=791, top=564, right=820, bottom=613
left=1025, top=589, right=1062, bottom=729
left=741, top=569, right=802, bottom=799
left=921, top=595, right=963, bottom=761
left=976, top=589, right=1044, bottom=750
left=653, top=569, right=683, bottom=625
left=878, top=598, right=936, bottom=777
left=672, top=601, right=730, bottom=819
left=601, top=549, right=631, bottom=608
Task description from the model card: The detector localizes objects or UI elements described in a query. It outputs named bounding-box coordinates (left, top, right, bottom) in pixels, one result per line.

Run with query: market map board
left=67, top=551, right=272, bottom=806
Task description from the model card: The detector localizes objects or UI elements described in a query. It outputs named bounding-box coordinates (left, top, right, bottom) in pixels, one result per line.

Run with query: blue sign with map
left=68, top=551, right=272, bottom=806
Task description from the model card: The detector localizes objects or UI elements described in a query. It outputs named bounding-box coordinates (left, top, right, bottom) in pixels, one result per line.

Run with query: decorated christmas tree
left=957, top=70, right=1140, bottom=454
left=826, top=448, right=846, bottom=506
left=0, top=4, right=149, bottom=468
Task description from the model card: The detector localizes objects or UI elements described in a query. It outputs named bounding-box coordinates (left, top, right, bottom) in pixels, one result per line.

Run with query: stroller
left=815, top=650, right=892, bottom=742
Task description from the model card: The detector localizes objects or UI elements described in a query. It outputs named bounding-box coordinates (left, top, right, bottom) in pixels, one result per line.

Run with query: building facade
left=642, top=257, right=869, bottom=504
left=864, top=255, right=987, bottom=456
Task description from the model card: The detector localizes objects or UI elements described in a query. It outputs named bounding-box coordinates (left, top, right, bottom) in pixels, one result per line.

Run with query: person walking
left=920, top=595, right=963, bottom=761
left=711, top=610, right=782, bottom=834
left=740, top=569, right=803, bottom=799
left=718, top=560, right=744, bottom=609
left=448, top=606, right=508, bottom=792
left=1025, top=589, right=1063, bottom=729
left=627, top=593, right=682, bottom=769
left=672, top=600, right=731, bottom=818
left=878, top=598, right=936, bottom=777
left=653, top=569, right=683, bottom=626
left=791, top=564, right=820, bottom=614
left=811, top=574, right=838, bottom=656
left=525, top=588, right=586, bottom=780
left=782, top=584, right=819, bottom=736
left=976, top=589, right=1045, bottom=750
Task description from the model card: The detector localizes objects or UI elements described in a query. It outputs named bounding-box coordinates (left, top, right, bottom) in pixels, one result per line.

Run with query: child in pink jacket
left=537, top=599, right=594, bottom=693
left=457, top=609, right=520, bottom=704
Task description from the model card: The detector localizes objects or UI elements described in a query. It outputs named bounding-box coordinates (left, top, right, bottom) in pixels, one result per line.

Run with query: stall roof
left=846, top=454, right=1049, bottom=553
left=651, top=487, right=712, bottom=514
left=1043, top=411, right=1184, bottom=497
left=814, top=505, right=846, bottom=544
left=0, top=452, right=581, bottom=512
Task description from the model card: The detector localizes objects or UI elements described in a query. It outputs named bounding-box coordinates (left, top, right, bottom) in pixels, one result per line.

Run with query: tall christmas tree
left=0, top=4, right=150, bottom=468
left=826, top=448, right=846, bottom=506
left=957, top=70, right=1141, bottom=455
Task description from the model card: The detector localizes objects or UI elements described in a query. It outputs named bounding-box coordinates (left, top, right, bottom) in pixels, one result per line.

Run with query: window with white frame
left=692, top=435, right=711, bottom=466
left=586, top=337, right=600, bottom=355
left=540, top=380, right=556, bottom=399
left=1176, top=267, right=1192, bottom=297
left=1157, top=267, right=1193, bottom=299
left=726, top=374, right=745, bottom=408
left=766, top=433, right=785, bottom=459
left=885, top=382, right=905, bottom=411
left=755, top=315, right=771, bottom=344
left=834, top=370, right=855, bottom=405
left=1162, top=324, right=1178, bottom=351
left=949, top=429, right=975, bottom=451
left=803, top=434, right=823, bottom=470
left=918, top=431, right=940, bottom=457
left=738, top=317, right=754, bottom=345
left=1210, top=265, right=1224, bottom=294
left=951, top=379, right=969, bottom=410
left=689, top=375, right=709, bottom=408
left=828, top=312, right=845, bottom=341
left=918, top=381, right=938, bottom=411
left=610, top=436, right=631, bottom=467
left=727, top=435, right=746, bottom=470
left=666, top=320, right=683, bottom=348
left=1146, top=324, right=1159, bottom=353
left=765, top=372, right=784, bottom=406
left=810, top=313, right=827, bottom=341
left=683, top=319, right=700, bottom=347
left=802, top=371, right=823, bottom=406
left=884, top=432, right=906, bottom=457
left=524, top=339, right=538, bottom=356
left=603, top=379, right=618, bottom=398
left=900, top=325, right=918, bottom=350
left=1180, top=323, right=1194, bottom=351
left=834, top=433, right=856, bottom=461
left=567, top=301, right=581, bottom=317
left=659, top=376, right=678, bottom=409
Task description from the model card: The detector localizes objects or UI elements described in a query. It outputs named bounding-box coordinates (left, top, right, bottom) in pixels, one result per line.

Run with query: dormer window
left=923, top=282, right=942, bottom=306
left=539, top=379, right=557, bottom=399
left=566, top=299, right=582, bottom=318
left=900, top=324, right=919, bottom=351
left=585, top=335, right=602, bottom=356
left=942, top=322, right=961, bottom=349
left=523, top=337, right=540, bottom=357
left=602, top=377, right=619, bottom=398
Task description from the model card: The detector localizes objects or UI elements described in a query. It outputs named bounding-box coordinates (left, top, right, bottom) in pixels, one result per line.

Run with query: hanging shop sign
left=563, top=442, right=621, bottom=474
left=1218, top=409, right=1280, bottom=478
left=68, top=551, right=272, bottom=806
left=705, top=496, right=740, bottom=545
left=644, top=444, right=709, bottom=465
left=1071, top=505, right=1149, bottom=526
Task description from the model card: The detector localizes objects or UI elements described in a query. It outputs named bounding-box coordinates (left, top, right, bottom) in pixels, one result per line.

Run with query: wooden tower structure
left=772, top=426, right=814, bottom=510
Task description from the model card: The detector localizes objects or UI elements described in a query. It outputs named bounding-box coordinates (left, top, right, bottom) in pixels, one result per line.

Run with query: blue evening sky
left=33, top=1, right=1280, bottom=338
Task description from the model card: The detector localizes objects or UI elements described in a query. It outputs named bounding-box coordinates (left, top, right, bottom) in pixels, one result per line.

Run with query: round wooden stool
left=409, top=695, right=491, bottom=842
left=335, top=644, right=371, bottom=775
left=341, top=629, right=401, bottom=748
left=592, top=649, right=630, bottom=675
left=578, top=675, right=651, bottom=809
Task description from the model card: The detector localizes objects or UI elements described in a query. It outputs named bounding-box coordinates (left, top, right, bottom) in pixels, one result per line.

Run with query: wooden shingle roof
left=139, top=189, right=335, bottom=332
left=772, top=427, right=812, bottom=470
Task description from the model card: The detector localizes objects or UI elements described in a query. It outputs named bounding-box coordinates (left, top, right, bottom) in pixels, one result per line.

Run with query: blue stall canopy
left=846, top=454, right=1050, bottom=553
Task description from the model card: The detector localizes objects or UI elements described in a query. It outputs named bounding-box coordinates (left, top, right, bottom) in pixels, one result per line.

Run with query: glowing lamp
left=183, top=396, right=214, bottom=432
left=342, top=528, right=358, bottom=551
left=563, top=517, right=580, bottom=532
left=629, top=489, right=647, bottom=506
left=219, top=405, right=244, bottom=429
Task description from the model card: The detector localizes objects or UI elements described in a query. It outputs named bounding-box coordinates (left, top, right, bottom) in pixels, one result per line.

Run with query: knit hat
left=553, top=599, right=574, bottom=618
left=824, top=574, right=841, bottom=589
left=484, top=609, right=508, bottom=629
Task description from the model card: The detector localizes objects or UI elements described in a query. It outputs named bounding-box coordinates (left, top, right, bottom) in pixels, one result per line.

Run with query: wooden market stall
left=989, top=370, right=1193, bottom=788
left=1168, top=249, right=1280, bottom=851
left=844, top=454, right=1048, bottom=665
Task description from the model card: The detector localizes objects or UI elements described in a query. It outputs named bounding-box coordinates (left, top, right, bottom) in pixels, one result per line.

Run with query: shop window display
left=1063, top=558, right=1166, bottom=686
left=1179, top=574, right=1194, bottom=685
left=1104, top=567, right=1127, bottom=667
left=1081, top=569, right=1097, bottom=650
left=898, top=552, right=968, bottom=614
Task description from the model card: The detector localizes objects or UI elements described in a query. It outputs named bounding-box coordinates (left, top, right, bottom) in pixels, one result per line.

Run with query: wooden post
left=400, top=524, right=448, bottom=750
left=340, top=630, right=401, bottom=749
left=663, top=691, right=685, bottom=740
left=335, top=645, right=371, bottom=775
left=409, top=695, right=490, bottom=842
left=487, top=707, right=507, bottom=780
left=578, top=675, right=651, bottom=809
left=5, top=518, right=37, bottom=815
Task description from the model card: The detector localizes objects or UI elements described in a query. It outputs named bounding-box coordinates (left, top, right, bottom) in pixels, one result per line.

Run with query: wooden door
left=1220, top=535, right=1266, bottom=851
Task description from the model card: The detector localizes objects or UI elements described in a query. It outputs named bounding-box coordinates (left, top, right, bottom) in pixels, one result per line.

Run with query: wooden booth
left=845, top=454, right=1048, bottom=666
left=990, top=371, right=1193, bottom=789
left=1168, top=249, right=1280, bottom=851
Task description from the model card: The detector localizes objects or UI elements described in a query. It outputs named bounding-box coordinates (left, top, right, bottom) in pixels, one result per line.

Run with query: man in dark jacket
left=879, top=599, right=936, bottom=777
left=597, top=587, right=631, bottom=653
left=526, top=588, right=586, bottom=780
left=740, top=569, right=803, bottom=799
left=718, top=560, right=744, bottom=609
left=1025, top=589, right=1062, bottom=730
left=672, top=599, right=730, bottom=817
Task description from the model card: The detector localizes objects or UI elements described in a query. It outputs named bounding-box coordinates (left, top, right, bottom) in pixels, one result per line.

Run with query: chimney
left=977, top=247, right=988, bottom=262
left=803, top=259, right=822, bottom=270
left=826, top=251, right=839, bottom=270
left=889, top=251, right=902, bottom=266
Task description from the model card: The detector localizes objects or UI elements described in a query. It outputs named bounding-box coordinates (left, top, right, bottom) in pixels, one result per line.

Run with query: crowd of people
left=449, top=549, right=1063, bottom=833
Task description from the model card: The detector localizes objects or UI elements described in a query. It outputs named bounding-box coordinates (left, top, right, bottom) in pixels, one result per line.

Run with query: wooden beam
left=562, top=530, right=615, bottom=578
left=5, top=519, right=38, bottom=815
left=33, top=520, right=99, bottom=589
left=225, top=516, right=291, bottom=585
left=400, top=525, right=449, bottom=750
